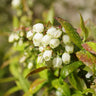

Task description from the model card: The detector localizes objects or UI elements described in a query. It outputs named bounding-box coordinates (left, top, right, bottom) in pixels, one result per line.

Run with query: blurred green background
left=0, top=0, right=96, bottom=95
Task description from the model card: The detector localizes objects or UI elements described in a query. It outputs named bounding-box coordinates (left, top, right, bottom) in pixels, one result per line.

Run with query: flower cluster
left=9, top=23, right=74, bottom=68
left=8, top=27, right=27, bottom=46
left=25, top=23, right=74, bottom=68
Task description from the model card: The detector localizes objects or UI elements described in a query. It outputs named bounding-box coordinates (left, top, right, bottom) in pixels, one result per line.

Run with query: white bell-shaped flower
left=65, top=44, right=74, bottom=54
left=42, top=35, right=51, bottom=46
left=53, top=29, right=62, bottom=38
left=53, top=56, right=62, bottom=68
left=33, top=23, right=44, bottom=33
left=26, top=30, right=33, bottom=40
left=12, top=0, right=20, bottom=7
left=62, top=52, right=70, bottom=64
left=49, top=39, right=60, bottom=49
left=62, top=35, right=71, bottom=44
left=33, top=33, right=43, bottom=46
left=43, top=50, right=52, bottom=61
left=8, top=34, right=15, bottom=43
left=47, top=27, right=57, bottom=38
left=37, top=55, right=44, bottom=64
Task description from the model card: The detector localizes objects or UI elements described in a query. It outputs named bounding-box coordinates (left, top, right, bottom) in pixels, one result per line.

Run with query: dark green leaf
left=69, top=72, right=86, bottom=91
left=60, top=61, right=83, bottom=79
left=56, top=17, right=82, bottom=49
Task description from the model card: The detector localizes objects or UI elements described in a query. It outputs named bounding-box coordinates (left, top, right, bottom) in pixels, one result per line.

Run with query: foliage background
left=0, top=0, right=96, bottom=96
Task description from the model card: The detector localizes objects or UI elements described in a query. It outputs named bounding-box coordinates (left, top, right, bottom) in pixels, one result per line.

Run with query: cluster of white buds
left=26, top=23, right=74, bottom=68
left=8, top=30, right=26, bottom=46
left=9, top=23, right=74, bottom=69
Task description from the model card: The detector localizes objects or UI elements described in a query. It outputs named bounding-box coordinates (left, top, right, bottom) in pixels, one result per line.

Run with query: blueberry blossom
left=33, top=23, right=44, bottom=33
left=33, top=33, right=43, bottom=46
left=43, top=50, right=52, bottom=61
left=62, top=52, right=70, bottom=64
left=42, top=35, right=51, bottom=46
left=53, top=56, right=62, bottom=68
left=62, top=34, right=71, bottom=44
left=26, top=30, right=33, bottom=40
left=65, top=44, right=74, bottom=54
left=49, top=39, right=60, bottom=49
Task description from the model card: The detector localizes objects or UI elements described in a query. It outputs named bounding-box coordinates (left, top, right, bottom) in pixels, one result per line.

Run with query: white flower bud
left=18, top=39, right=23, bottom=46
left=53, top=29, right=62, bottom=38
left=26, top=30, right=33, bottom=40
left=39, top=46, right=44, bottom=52
left=43, top=50, right=52, bottom=61
left=28, top=62, right=33, bottom=69
left=19, top=56, right=27, bottom=63
left=33, top=23, right=44, bottom=33
left=12, top=0, right=20, bottom=8
left=62, top=35, right=71, bottom=44
left=14, top=34, right=19, bottom=40
left=56, top=91, right=62, bottom=96
left=53, top=56, right=62, bottom=68
left=62, top=52, right=70, bottom=64
left=37, top=55, right=44, bottom=64
left=65, top=44, right=74, bottom=54
left=33, top=33, right=43, bottom=46
left=86, top=71, right=93, bottom=78
left=49, top=39, right=60, bottom=49
left=47, top=27, right=57, bottom=38
left=62, top=27, right=66, bottom=33
left=42, top=35, right=51, bottom=46
left=8, top=34, right=15, bottom=43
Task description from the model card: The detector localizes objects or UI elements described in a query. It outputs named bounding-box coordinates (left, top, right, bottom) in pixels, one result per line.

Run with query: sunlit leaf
left=80, top=14, right=88, bottom=42
left=23, top=78, right=46, bottom=96
left=4, top=86, right=21, bottom=96
left=82, top=42, right=96, bottom=55
left=0, top=77, right=17, bottom=83
left=13, top=16, right=19, bottom=28
left=25, top=66, right=48, bottom=78
left=56, top=17, right=82, bottom=49
left=76, top=50, right=96, bottom=69
left=52, top=79, right=71, bottom=96
left=60, top=61, right=83, bottom=79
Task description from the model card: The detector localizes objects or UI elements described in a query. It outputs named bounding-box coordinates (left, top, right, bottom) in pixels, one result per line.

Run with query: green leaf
left=80, top=14, right=88, bottom=42
left=4, top=86, right=21, bottom=96
left=82, top=42, right=96, bottom=55
left=69, top=72, right=86, bottom=91
left=13, top=16, right=19, bottom=28
left=52, top=79, right=71, bottom=96
left=46, top=7, right=54, bottom=24
left=25, top=66, right=48, bottom=78
left=56, top=17, right=82, bottom=49
left=0, top=77, right=17, bottom=83
left=82, top=88, right=96, bottom=95
left=76, top=50, right=96, bottom=70
left=60, top=61, right=83, bottom=79
left=23, top=78, right=46, bottom=96
left=36, top=63, right=48, bottom=79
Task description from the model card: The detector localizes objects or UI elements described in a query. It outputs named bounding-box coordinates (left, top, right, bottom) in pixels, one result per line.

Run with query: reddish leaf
left=25, top=66, right=48, bottom=78
left=76, top=51, right=96, bottom=69
left=82, top=42, right=96, bottom=55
